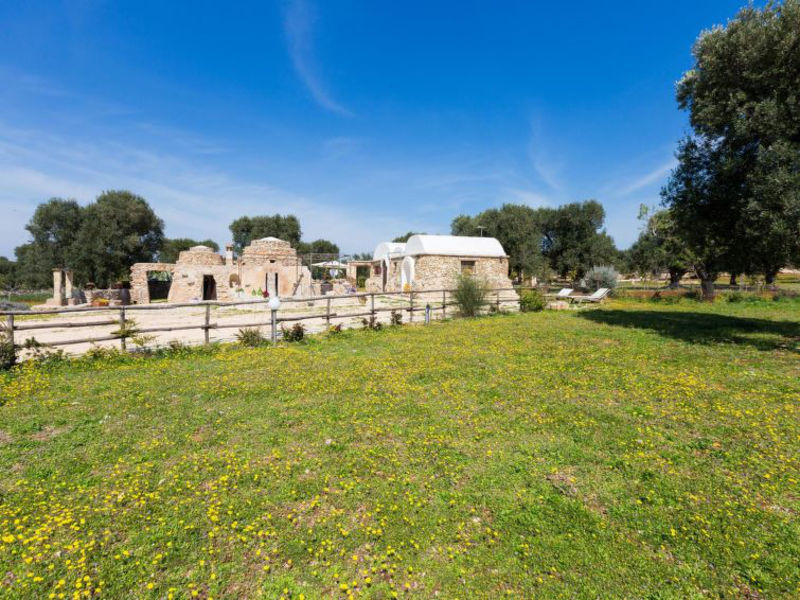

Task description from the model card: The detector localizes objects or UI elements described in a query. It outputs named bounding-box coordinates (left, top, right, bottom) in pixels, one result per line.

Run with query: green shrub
left=453, top=274, right=488, bottom=317
left=236, top=327, right=266, bottom=347
left=773, top=289, right=800, bottom=302
left=281, top=323, right=305, bottom=342
left=85, top=345, right=122, bottom=361
left=21, top=337, right=66, bottom=366
left=583, top=266, right=618, bottom=292
left=0, top=323, right=15, bottom=371
left=390, top=310, right=403, bottom=326
left=724, top=291, right=765, bottom=303
left=520, top=290, right=546, bottom=312
left=361, top=316, right=383, bottom=331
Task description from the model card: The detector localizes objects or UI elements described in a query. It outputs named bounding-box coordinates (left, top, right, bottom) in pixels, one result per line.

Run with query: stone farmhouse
left=130, top=237, right=312, bottom=304
left=125, top=233, right=513, bottom=305
left=364, top=234, right=514, bottom=293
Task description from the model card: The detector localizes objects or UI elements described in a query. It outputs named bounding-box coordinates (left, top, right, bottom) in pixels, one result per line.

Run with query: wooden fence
left=0, top=286, right=529, bottom=353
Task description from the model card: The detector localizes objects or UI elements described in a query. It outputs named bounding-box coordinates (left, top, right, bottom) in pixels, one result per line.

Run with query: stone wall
left=130, top=263, right=176, bottom=304
left=129, top=239, right=313, bottom=304
left=375, top=254, right=513, bottom=294
left=176, top=246, right=225, bottom=266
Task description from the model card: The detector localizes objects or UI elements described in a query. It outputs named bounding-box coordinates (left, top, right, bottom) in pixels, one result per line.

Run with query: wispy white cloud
left=321, top=136, right=364, bottom=159
left=0, top=122, right=414, bottom=256
left=502, top=188, right=552, bottom=208
left=527, top=118, right=566, bottom=194
left=283, top=0, right=352, bottom=117
left=616, top=159, right=676, bottom=196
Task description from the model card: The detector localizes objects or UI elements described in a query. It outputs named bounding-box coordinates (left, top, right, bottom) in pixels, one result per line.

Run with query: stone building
left=365, top=234, right=514, bottom=293
left=130, top=237, right=312, bottom=304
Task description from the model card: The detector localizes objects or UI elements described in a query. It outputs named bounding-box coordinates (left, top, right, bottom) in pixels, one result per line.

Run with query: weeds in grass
left=520, top=289, right=546, bottom=312
left=0, top=322, right=15, bottom=370
left=235, top=327, right=266, bottom=347
left=281, top=322, right=305, bottom=342
left=361, top=316, right=383, bottom=331
left=453, top=274, right=488, bottom=317
left=0, top=300, right=799, bottom=596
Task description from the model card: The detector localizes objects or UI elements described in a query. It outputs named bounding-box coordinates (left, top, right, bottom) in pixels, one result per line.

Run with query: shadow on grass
left=577, top=309, right=800, bottom=353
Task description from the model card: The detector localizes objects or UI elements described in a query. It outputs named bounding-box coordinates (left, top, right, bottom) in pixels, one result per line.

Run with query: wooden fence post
left=496, top=290, right=500, bottom=312
left=442, top=290, right=446, bottom=319
left=370, top=293, right=375, bottom=322
left=119, top=307, right=127, bottom=351
left=409, top=291, right=414, bottom=323
left=325, top=297, right=331, bottom=326
left=204, top=304, right=211, bottom=344
left=6, top=314, right=14, bottom=350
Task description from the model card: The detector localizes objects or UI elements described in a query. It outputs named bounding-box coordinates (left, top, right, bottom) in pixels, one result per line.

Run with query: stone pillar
left=225, top=243, right=235, bottom=265
left=52, top=269, right=65, bottom=306
left=64, top=269, right=74, bottom=304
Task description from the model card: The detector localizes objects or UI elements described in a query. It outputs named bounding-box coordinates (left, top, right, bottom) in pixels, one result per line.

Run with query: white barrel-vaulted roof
left=403, top=234, right=507, bottom=257
left=373, top=242, right=406, bottom=261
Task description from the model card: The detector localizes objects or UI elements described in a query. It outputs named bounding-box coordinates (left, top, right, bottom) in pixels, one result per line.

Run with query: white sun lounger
left=545, top=288, right=574, bottom=299
left=568, top=287, right=610, bottom=304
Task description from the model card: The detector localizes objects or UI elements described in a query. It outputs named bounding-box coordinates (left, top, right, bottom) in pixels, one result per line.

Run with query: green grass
left=1, top=299, right=799, bottom=598
left=2, top=291, right=51, bottom=307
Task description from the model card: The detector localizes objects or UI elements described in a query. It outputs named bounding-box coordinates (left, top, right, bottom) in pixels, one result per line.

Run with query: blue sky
left=0, top=0, right=752, bottom=257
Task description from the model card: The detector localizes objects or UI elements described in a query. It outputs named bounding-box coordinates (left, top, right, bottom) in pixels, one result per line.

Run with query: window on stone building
left=461, top=260, right=476, bottom=275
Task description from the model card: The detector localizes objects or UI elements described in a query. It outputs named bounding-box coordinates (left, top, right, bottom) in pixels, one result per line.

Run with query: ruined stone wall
left=130, top=263, right=176, bottom=304
left=168, top=265, right=236, bottom=303
left=176, top=247, right=224, bottom=266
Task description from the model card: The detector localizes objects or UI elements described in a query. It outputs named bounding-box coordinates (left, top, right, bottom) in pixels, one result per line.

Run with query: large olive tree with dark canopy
left=663, top=0, right=800, bottom=296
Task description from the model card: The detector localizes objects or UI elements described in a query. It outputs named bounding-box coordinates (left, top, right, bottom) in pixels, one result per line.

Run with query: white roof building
left=372, top=242, right=406, bottom=262
left=402, top=234, right=507, bottom=257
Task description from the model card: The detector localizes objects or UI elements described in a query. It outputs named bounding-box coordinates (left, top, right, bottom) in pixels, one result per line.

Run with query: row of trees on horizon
left=0, top=194, right=345, bottom=290
left=2, top=2, right=798, bottom=296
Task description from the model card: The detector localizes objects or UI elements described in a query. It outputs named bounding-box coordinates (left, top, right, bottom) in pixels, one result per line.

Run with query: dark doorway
left=202, top=275, right=217, bottom=300
left=265, top=272, right=279, bottom=296
left=147, top=271, right=172, bottom=301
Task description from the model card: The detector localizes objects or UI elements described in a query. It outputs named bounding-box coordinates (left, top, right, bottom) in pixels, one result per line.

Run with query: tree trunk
left=700, top=278, right=716, bottom=301
left=668, top=269, right=686, bottom=288
left=729, top=273, right=738, bottom=287
left=765, top=269, right=778, bottom=286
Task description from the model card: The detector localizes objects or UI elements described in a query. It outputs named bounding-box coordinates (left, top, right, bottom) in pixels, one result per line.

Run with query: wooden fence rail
left=1, top=286, right=529, bottom=352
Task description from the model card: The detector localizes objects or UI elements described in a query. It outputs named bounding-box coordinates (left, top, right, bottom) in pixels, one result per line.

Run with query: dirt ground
left=11, top=292, right=520, bottom=357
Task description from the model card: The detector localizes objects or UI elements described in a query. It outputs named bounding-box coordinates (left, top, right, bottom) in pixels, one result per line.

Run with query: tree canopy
left=229, top=215, right=302, bottom=252
left=539, top=201, right=619, bottom=279
left=664, top=0, right=800, bottom=292
left=452, top=201, right=619, bottom=280
left=452, top=204, right=545, bottom=278
left=13, top=191, right=164, bottom=289
left=392, top=232, right=425, bottom=243
left=295, top=239, right=340, bottom=256
left=13, top=198, right=83, bottom=288
left=72, top=191, right=164, bottom=287
left=159, top=238, right=220, bottom=264
left=628, top=208, right=692, bottom=285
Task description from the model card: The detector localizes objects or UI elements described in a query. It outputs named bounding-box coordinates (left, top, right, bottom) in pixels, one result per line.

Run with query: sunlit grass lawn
left=1, top=298, right=799, bottom=599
